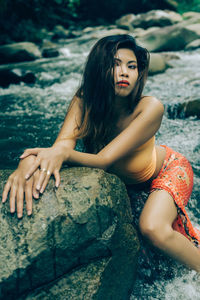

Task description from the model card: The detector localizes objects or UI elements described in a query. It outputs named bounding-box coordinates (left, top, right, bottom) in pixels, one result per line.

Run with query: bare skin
left=2, top=48, right=200, bottom=271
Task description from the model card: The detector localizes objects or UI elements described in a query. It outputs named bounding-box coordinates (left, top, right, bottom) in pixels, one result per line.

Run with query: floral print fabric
left=150, top=145, right=200, bottom=248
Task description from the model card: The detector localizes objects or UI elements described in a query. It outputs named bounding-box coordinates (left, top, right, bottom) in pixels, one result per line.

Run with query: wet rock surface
left=0, top=42, right=41, bottom=65
left=1, top=9, right=200, bottom=87
left=0, top=168, right=139, bottom=300
left=0, top=7, right=200, bottom=299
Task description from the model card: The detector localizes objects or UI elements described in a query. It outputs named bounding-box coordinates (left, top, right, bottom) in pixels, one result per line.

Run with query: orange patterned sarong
left=150, top=145, right=200, bottom=249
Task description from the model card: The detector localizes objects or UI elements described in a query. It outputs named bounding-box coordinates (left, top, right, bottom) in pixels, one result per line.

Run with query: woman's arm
left=26, top=97, right=164, bottom=174
left=67, top=97, right=164, bottom=169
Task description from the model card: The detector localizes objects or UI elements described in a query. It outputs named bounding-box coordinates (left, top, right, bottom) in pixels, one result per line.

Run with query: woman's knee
left=139, top=217, right=173, bottom=249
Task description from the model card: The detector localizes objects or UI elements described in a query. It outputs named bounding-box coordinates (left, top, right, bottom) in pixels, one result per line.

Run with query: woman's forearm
left=53, top=138, right=76, bottom=150
left=67, top=149, right=108, bottom=170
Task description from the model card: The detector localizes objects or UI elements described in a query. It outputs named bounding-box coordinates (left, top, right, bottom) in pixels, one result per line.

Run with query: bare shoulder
left=136, top=95, right=164, bottom=115
left=68, top=94, right=83, bottom=114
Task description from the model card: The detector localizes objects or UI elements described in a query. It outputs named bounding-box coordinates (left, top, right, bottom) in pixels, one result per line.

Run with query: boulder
left=167, top=98, right=200, bottom=119
left=179, top=13, right=200, bottom=27
left=182, top=11, right=200, bottom=20
left=52, top=25, right=71, bottom=40
left=185, top=24, right=200, bottom=37
left=130, top=10, right=182, bottom=29
left=115, top=14, right=136, bottom=31
left=185, top=39, right=200, bottom=50
left=148, top=53, right=169, bottom=75
left=0, top=168, right=139, bottom=300
left=0, top=42, right=41, bottom=65
left=134, top=26, right=160, bottom=38
left=91, top=28, right=129, bottom=40
left=42, top=48, right=60, bottom=58
left=0, top=68, right=36, bottom=88
left=138, top=24, right=200, bottom=52
left=180, top=99, right=200, bottom=119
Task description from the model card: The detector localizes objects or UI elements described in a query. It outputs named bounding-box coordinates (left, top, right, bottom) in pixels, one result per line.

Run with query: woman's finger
left=40, top=169, right=52, bottom=193
left=9, top=183, right=17, bottom=213
left=16, top=185, right=24, bottom=218
left=54, top=170, right=60, bottom=188
left=25, top=179, right=33, bottom=216
left=20, top=148, right=40, bottom=159
left=2, top=179, right=12, bottom=203
left=35, top=163, right=49, bottom=192
left=33, top=170, right=40, bottom=199
left=25, top=158, right=41, bottom=180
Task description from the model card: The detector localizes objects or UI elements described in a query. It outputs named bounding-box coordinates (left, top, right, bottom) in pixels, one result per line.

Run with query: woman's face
left=114, top=48, right=138, bottom=97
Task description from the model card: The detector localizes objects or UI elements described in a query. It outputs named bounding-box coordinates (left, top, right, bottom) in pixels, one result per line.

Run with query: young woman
left=2, top=34, right=200, bottom=272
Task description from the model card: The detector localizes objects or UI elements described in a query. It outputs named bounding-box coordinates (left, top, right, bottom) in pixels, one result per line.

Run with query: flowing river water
left=0, top=33, right=200, bottom=299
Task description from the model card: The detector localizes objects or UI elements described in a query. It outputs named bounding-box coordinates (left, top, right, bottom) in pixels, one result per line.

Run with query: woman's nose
left=120, top=65, right=128, bottom=77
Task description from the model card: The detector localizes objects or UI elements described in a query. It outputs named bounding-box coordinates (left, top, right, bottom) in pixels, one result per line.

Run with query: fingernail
left=25, top=174, right=29, bottom=179
left=2, top=197, right=6, bottom=203
left=20, top=154, right=24, bottom=158
left=27, top=210, right=32, bottom=216
left=18, top=213, right=22, bottom=218
left=10, top=209, right=15, bottom=213
left=55, top=183, right=59, bottom=188
left=36, top=185, right=40, bottom=191
left=40, top=189, right=44, bottom=193
left=34, top=193, right=39, bottom=199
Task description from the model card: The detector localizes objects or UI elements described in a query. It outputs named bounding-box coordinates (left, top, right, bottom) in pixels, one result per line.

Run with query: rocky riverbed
left=0, top=8, right=200, bottom=299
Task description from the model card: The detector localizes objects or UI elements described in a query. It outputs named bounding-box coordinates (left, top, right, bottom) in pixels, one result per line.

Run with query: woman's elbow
left=97, top=154, right=112, bottom=171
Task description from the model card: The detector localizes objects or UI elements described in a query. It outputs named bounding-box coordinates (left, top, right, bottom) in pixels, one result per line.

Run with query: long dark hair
left=71, top=34, right=149, bottom=153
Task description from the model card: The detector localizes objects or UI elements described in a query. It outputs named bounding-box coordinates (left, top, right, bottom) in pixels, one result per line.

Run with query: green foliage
left=177, top=0, right=200, bottom=13
left=67, top=0, right=80, bottom=17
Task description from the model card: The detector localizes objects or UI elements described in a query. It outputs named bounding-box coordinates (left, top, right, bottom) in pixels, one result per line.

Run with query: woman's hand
left=2, top=155, right=40, bottom=218
left=20, top=143, right=69, bottom=194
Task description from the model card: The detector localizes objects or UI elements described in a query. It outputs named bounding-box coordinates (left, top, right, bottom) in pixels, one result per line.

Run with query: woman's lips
left=117, top=80, right=130, bottom=87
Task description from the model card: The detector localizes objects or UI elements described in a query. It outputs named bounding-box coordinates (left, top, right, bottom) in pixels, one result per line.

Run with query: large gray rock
left=116, top=10, right=182, bottom=31
left=179, top=98, right=200, bottom=119
left=0, top=42, right=41, bottom=65
left=167, top=98, right=200, bottom=119
left=115, top=14, right=136, bottom=31
left=149, top=53, right=169, bottom=75
left=182, top=11, right=200, bottom=23
left=185, top=24, right=200, bottom=37
left=132, top=10, right=182, bottom=29
left=138, top=24, right=200, bottom=52
left=0, top=167, right=139, bottom=300
left=185, top=39, right=200, bottom=50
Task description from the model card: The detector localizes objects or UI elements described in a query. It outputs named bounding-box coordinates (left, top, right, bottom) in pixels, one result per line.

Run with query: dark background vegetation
left=0, top=0, right=199, bottom=45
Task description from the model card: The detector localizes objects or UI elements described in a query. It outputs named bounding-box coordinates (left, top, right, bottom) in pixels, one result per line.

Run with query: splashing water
left=0, top=36, right=200, bottom=298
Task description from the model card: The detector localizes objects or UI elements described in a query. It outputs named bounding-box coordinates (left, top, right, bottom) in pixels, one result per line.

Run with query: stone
left=181, top=99, right=200, bottom=118
left=0, top=68, right=36, bottom=88
left=167, top=98, right=200, bottom=119
left=130, top=9, right=182, bottom=29
left=42, top=48, right=60, bottom=58
left=137, top=24, right=200, bottom=52
left=185, top=24, right=200, bottom=37
left=134, top=26, right=160, bottom=38
left=0, top=42, right=41, bottom=65
left=0, top=168, right=139, bottom=300
left=91, top=28, right=129, bottom=40
left=115, top=14, right=136, bottom=31
left=185, top=39, right=200, bottom=50
left=148, top=53, right=169, bottom=75
left=182, top=11, right=200, bottom=20
left=52, top=25, right=71, bottom=40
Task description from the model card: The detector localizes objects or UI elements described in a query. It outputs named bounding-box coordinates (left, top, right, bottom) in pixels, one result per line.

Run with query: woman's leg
left=139, top=190, right=200, bottom=272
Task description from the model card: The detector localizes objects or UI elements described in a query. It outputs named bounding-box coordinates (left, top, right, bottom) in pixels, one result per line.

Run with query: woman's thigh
left=139, top=190, right=178, bottom=234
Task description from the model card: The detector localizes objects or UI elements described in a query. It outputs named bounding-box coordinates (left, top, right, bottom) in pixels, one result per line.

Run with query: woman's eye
left=129, top=65, right=137, bottom=69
